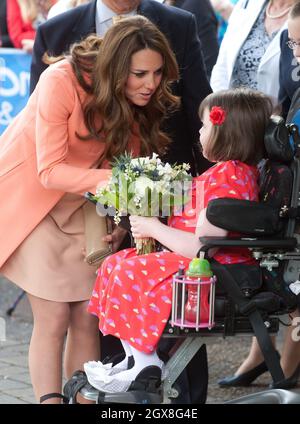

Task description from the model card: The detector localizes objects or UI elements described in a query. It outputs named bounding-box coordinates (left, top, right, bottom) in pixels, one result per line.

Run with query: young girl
left=86, top=88, right=273, bottom=393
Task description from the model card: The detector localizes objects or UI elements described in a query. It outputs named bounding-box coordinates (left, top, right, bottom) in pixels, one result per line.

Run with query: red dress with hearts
left=87, top=161, right=259, bottom=353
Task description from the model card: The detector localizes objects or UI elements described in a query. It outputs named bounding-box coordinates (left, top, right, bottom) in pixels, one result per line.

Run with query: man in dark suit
left=168, top=0, right=219, bottom=79
left=30, top=0, right=212, bottom=176
left=30, top=0, right=211, bottom=404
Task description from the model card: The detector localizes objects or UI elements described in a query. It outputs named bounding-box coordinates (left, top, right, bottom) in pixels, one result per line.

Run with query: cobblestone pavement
left=0, top=276, right=286, bottom=404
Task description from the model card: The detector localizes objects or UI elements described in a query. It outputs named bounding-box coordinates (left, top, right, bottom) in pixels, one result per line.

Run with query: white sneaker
left=84, top=362, right=164, bottom=394
left=84, top=362, right=132, bottom=393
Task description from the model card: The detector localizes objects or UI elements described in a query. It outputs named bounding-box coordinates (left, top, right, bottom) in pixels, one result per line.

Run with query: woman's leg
left=280, top=309, right=300, bottom=377
left=235, top=310, right=300, bottom=378
left=235, top=336, right=276, bottom=375
left=64, top=300, right=100, bottom=379
left=27, top=293, right=70, bottom=404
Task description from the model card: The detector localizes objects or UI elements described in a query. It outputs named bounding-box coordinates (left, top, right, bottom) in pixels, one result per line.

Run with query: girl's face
left=125, top=48, right=163, bottom=107
left=288, top=16, right=300, bottom=63
left=199, top=108, right=213, bottom=159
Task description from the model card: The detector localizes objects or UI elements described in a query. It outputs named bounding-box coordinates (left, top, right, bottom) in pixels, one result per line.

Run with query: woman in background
left=210, top=0, right=296, bottom=103
left=7, top=0, right=54, bottom=52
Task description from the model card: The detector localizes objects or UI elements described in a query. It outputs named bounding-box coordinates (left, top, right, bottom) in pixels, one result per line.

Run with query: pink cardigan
left=0, top=60, right=140, bottom=267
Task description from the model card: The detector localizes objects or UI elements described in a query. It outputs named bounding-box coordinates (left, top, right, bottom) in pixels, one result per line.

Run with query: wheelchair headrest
left=264, top=116, right=294, bottom=164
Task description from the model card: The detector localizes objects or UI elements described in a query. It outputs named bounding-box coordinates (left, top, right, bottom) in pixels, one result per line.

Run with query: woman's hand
left=21, top=39, right=34, bottom=53
left=102, top=225, right=127, bottom=252
left=129, top=215, right=161, bottom=239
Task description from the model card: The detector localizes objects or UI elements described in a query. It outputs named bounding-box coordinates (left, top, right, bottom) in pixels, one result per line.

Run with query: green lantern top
left=186, top=258, right=213, bottom=278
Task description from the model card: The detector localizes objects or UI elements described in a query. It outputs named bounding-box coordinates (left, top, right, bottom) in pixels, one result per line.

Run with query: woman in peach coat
left=0, top=16, right=179, bottom=403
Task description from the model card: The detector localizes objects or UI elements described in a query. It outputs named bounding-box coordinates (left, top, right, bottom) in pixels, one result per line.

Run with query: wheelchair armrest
left=199, top=236, right=297, bottom=251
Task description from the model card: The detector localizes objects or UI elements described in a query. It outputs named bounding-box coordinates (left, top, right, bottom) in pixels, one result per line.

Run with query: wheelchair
left=63, top=116, right=300, bottom=404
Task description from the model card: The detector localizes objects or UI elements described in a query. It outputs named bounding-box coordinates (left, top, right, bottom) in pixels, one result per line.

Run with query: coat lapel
left=138, top=0, right=161, bottom=27
left=259, top=22, right=288, bottom=68
left=233, top=0, right=266, bottom=54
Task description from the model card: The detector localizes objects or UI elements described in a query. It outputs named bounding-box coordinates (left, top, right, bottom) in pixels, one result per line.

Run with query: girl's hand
left=129, top=215, right=161, bottom=239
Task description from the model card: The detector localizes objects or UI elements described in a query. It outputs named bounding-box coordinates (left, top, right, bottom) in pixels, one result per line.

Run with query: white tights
left=112, top=340, right=163, bottom=382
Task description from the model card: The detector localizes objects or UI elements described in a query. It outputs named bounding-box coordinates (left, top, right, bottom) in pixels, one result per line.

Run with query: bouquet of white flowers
left=91, top=153, right=192, bottom=254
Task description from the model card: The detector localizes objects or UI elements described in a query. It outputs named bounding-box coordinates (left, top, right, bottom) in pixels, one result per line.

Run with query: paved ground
left=0, top=275, right=286, bottom=404
left=0, top=277, right=34, bottom=404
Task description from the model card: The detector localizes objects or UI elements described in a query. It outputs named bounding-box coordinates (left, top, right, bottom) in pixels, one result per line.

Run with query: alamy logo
left=0, top=317, right=6, bottom=342
left=291, top=317, right=300, bottom=342
left=291, top=57, right=300, bottom=82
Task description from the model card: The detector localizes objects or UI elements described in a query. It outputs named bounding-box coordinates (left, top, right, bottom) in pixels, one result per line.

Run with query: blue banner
left=0, top=48, right=31, bottom=135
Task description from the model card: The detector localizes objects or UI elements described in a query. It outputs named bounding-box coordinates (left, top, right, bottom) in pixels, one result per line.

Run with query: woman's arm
left=130, top=211, right=227, bottom=259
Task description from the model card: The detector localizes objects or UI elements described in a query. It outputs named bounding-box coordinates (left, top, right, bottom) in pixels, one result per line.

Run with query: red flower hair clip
left=209, top=106, right=226, bottom=126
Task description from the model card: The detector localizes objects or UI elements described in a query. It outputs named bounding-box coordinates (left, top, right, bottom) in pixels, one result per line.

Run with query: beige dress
left=1, top=193, right=98, bottom=302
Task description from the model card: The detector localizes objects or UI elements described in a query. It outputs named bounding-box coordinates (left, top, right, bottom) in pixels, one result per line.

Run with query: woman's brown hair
left=199, top=88, right=273, bottom=165
left=46, top=16, right=180, bottom=163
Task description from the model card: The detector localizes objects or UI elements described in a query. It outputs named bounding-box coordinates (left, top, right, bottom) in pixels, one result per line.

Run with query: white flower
left=134, top=176, right=155, bottom=197
left=133, top=195, right=141, bottom=206
left=96, top=188, right=102, bottom=196
left=130, top=157, right=150, bottom=167
left=182, top=163, right=191, bottom=171
left=150, top=153, right=159, bottom=162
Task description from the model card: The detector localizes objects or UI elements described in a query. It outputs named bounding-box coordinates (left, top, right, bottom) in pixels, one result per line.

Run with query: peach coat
left=0, top=59, right=139, bottom=268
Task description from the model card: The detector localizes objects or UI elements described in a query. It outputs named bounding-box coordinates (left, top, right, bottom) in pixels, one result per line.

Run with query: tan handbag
left=83, top=201, right=113, bottom=267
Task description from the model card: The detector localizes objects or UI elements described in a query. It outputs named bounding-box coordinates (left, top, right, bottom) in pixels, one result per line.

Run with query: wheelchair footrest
left=64, top=366, right=163, bottom=404
left=97, top=390, right=163, bottom=404
left=76, top=378, right=163, bottom=404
